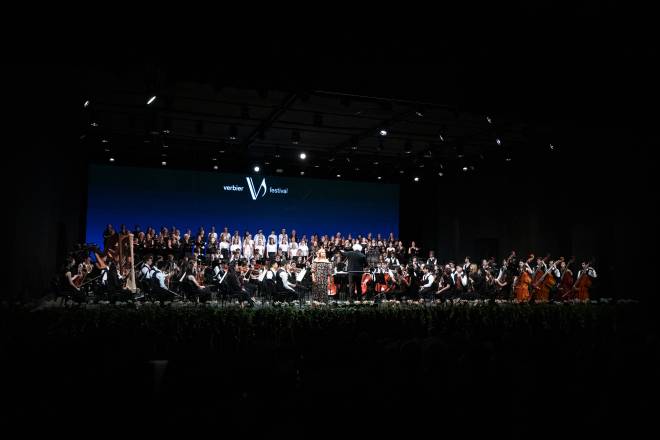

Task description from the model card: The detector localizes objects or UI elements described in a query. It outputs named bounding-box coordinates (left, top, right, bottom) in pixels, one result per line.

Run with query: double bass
left=573, top=260, right=595, bottom=301
left=532, top=257, right=563, bottom=302
left=361, top=270, right=373, bottom=296
left=558, top=256, right=576, bottom=299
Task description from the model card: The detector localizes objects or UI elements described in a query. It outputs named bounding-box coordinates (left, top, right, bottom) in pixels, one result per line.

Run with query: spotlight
left=83, top=100, right=90, bottom=108
left=147, top=95, right=157, bottom=105
left=415, top=111, right=424, bottom=117
left=299, top=152, right=307, bottom=160
left=549, top=144, right=555, bottom=151
left=379, top=129, right=388, bottom=136
left=212, top=157, right=217, bottom=161
left=373, top=161, right=379, bottom=165
left=253, top=166, right=260, bottom=173
left=336, top=174, right=341, bottom=178
left=505, top=157, right=512, bottom=162
left=462, top=166, right=468, bottom=172
left=414, top=177, right=420, bottom=182
left=496, top=138, right=502, bottom=146
left=161, top=161, right=167, bottom=166
left=377, top=176, right=382, bottom=180
left=101, top=139, right=108, bottom=143
left=300, top=171, right=305, bottom=176
left=486, top=116, right=492, bottom=124
left=109, top=157, right=115, bottom=162
left=399, top=170, right=404, bottom=174
left=229, top=125, right=238, bottom=140
left=314, top=164, right=320, bottom=168
left=438, top=172, right=444, bottom=177
left=90, top=122, right=99, bottom=127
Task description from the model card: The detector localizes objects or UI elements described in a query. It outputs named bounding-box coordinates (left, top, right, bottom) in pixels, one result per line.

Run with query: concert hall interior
left=3, top=6, right=659, bottom=435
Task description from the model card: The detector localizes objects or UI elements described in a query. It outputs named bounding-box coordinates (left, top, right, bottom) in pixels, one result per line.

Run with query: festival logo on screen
left=223, top=177, right=288, bottom=200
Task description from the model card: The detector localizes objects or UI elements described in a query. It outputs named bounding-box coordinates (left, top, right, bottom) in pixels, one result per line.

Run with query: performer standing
left=513, top=258, right=534, bottom=302
left=311, top=248, right=332, bottom=301
left=340, top=247, right=367, bottom=301
left=266, top=236, right=277, bottom=261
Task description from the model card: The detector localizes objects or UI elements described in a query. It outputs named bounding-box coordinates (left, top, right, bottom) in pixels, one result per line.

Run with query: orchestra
left=58, top=223, right=599, bottom=305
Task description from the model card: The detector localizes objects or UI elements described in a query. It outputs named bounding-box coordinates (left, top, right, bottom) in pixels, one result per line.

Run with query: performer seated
left=180, top=260, right=212, bottom=302
left=150, top=260, right=178, bottom=301
left=274, top=261, right=299, bottom=301
left=419, top=266, right=436, bottom=300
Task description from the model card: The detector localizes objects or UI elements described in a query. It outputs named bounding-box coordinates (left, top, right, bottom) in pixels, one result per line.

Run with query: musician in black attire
left=224, top=263, right=255, bottom=306
left=339, top=247, right=367, bottom=301
left=60, top=257, right=85, bottom=302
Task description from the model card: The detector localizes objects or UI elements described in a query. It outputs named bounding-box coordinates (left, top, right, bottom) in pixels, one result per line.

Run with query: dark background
left=4, top=3, right=658, bottom=300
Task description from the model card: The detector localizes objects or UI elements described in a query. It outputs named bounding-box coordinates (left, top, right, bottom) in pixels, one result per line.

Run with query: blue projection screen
left=86, top=165, right=399, bottom=244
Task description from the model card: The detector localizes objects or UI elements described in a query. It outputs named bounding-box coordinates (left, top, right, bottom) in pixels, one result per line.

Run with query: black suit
left=340, top=250, right=366, bottom=300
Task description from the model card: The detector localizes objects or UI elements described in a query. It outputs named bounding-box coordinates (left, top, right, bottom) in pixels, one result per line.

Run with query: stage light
left=399, top=170, right=404, bottom=174
left=300, top=171, right=305, bottom=176
left=299, top=152, right=307, bottom=160
left=161, top=161, right=167, bottom=166
left=415, top=111, right=424, bottom=117
left=265, top=161, right=270, bottom=165
left=229, top=125, right=238, bottom=140
left=438, top=172, right=444, bottom=177
left=212, top=157, right=217, bottom=161
left=404, top=141, right=412, bottom=154
left=291, top=130, right=300, bottom=144
left=336, top=174, right=341, bottom=178
left=314, top=164, right=320, bottom=168
left=373, top=161, right=379, bottom=165
left=379, top=129, right=388, bottom=136
left=90, top=122, right=99, bottom=127
left=438, top=132, right=444, bottom=142
left=83, top=100, right=90, bottom=108
left=101, top=139, right=108, bottom=143
left=104, top=148, right=110, bottom=152
left=219, top=149, right=225, bottom=154
left=276, top=168, right=284, bottom=173
left=505, top=157, right=512, bottom=162
left=163, top=144, right=168, bottom=148
left=162, top=129, right=171, bottom=135
left=147, top=95, right=157, bottom=105
left=253, top=166, right=260, bottom=173
left=486, top=116, right=492, bottom=124
left=549, top=143, right=555, bottom=151
left=377, top=176, right=382, bottom=180
left=109, top=157, right=115, bottom=162
left=462, top=166, right=468, bottom=172
left=414, top=177, right=420, bottom=182
left=496, top=138, right=501, bottom=146
left=161, top=153, right=167, bottom=157
left=213, top=165, right=219, bottom=170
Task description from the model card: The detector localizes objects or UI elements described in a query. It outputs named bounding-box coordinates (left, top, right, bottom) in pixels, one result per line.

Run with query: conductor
left=340, top=247, right=367, bottom=301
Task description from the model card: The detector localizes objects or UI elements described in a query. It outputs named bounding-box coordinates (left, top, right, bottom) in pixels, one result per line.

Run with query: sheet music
left=296, top=268, right=307, bottom=282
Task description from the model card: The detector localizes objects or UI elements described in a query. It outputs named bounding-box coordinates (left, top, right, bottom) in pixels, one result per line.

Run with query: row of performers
left=62, top=245, right=596, bottom=303
left=102, top=224, right=421, bottom=263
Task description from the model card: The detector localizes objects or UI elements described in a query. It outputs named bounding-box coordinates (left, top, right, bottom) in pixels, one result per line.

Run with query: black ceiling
left=6, top=1, right=657, bottom=181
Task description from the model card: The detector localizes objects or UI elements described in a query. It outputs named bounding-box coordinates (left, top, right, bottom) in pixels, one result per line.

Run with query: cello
left=361, top=270, right=373, bottom=296
left=573, top=260, right=595, bottom=301
left=532, top=257, right=563, bottom=302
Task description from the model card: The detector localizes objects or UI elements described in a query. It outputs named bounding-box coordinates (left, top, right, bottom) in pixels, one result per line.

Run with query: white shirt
left=299, top=244, right=309, bottom=257
left=577, top=268, right=597, bottom=279
left=154, top=269, right=166, bottom=289
left=280, top=270, right=296, bottom=292
left=452, top=272, right=468, bottom=285
left=420, top=274, right=435, bottom=289
left=266, top=243, right=277, bottom=253
left=140, top=265, right=153, bottom=279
